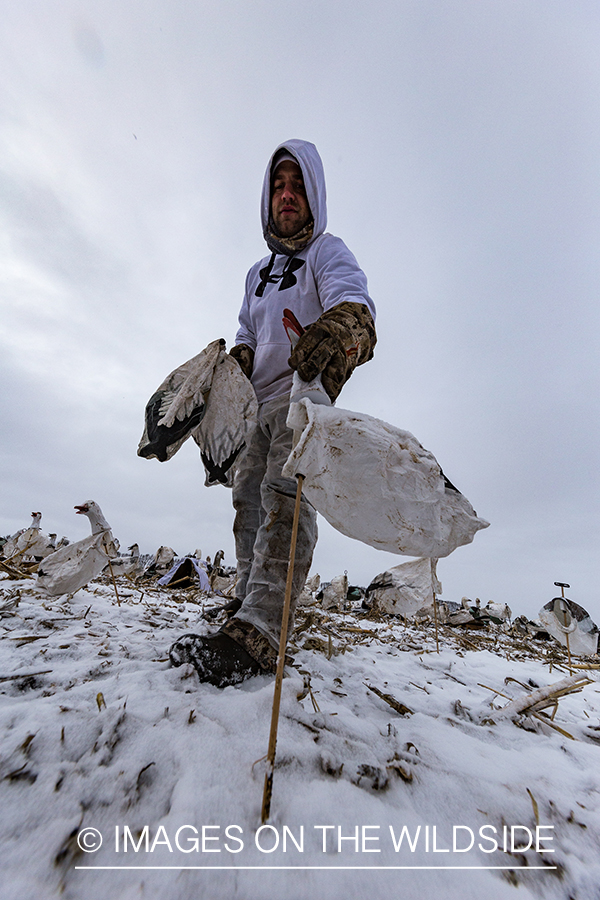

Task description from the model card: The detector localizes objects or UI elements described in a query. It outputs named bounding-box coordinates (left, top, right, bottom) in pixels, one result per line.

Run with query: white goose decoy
left=138, top=339, right=225, bottom=462
left=75, top=501, right=111, bottom=534
left=142, top=545, right=176, bottom=577
left=539, top=595, right=599, bottom=657
left=37, top=501, right=118, bottom=597
left=110, top=543, right=142, bottom=577
left=2, top=512, right=41, bottom=560
left=2, top=532, right=25, bottom=561
left=482, top=600, right=511, bottom=623
left=18, top=513, right=58, bottom=561
left=27, top=531, right=58, bottom=562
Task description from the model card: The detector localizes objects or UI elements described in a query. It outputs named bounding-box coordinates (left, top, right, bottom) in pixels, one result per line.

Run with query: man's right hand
left=289, top=321, right=346, bottom=393
left=288, top=301, right=376, bottom=401
left=229, top=344, right=255, bottom=381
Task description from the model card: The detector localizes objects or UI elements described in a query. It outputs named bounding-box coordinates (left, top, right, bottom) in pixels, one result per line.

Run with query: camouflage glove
left=288, top=301, right=376, bottom=401
left=229, top=343, right=255, bottom=381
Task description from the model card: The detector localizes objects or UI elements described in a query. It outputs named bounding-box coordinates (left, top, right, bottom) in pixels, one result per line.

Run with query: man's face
left=271, top=160, right=311, bottom=238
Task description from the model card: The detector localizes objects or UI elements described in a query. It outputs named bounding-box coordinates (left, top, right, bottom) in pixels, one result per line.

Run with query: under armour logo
left=256, top=256, right=305, bottom=297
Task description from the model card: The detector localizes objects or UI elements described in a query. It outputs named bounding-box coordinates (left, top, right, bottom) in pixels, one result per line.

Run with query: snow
left=1, top=571, right=599, bottom=900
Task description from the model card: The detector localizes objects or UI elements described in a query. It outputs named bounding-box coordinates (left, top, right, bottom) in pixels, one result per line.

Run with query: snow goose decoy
left=539, top=594, right=599, bottom=657
left=27, top=532, right=58, bottom=562
left=37, top=501, right=118, bottom=597
left=74, top=501, right=111, bottom=534
left=18, top=514, right=58, bottom=562
left=110, top=543, right=143, bottom=577
left=142, top=545, right=176, bottom=577
left=137, top=339, right=225, bottom=462
left=2, top=512, right=41, bottom=561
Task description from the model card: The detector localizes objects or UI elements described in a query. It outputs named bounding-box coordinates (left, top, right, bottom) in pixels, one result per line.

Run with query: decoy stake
left=431, top=558, right=440, bottom=653
left=554, top=582, right=573, bottom=674
left=107, top=560, right=121, bottom=606
left=261, top=473, right=304, bottom=824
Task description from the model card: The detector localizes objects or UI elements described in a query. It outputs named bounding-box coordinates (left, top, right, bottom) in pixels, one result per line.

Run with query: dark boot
left=169, top=619, right=277, bottom=687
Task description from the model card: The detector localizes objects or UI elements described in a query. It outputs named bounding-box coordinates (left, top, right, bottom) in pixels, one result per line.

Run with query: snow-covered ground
left=1, top=571, right=599, bottom=900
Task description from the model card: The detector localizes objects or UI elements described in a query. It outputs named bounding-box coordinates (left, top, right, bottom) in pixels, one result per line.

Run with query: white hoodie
left=235, top=139, right=375, bottom=404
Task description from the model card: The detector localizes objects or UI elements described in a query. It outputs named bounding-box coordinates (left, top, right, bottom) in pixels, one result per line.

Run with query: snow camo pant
left=232, top=394, right=318, bottom=649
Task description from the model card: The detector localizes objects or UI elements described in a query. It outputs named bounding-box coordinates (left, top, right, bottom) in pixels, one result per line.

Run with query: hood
left=261, top=139, right=327, bottom=252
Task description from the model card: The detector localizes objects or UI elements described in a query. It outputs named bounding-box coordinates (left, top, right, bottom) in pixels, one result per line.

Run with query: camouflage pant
left=232, top=393, right=318, bottom=649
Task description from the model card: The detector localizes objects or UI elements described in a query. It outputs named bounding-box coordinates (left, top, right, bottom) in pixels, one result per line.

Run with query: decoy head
left=74, top=501, right=111, bottom=534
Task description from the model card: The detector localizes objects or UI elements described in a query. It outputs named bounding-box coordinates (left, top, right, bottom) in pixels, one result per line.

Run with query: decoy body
left=37, top=502, right=118, bottom=596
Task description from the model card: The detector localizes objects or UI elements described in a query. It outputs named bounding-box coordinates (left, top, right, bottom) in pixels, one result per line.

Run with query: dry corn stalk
left=365, top=683, right=413, bottom=716
left=0, top=560, right=34, bottom=580
left=486, top=674, right=592, bottom=723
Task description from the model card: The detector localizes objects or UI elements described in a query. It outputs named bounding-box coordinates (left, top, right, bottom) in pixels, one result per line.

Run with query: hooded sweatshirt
left=235, top=139, right=375, bottom=404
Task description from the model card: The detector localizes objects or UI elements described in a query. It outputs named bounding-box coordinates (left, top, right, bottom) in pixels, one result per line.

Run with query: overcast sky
left=1, top=0, right=598, bottom=622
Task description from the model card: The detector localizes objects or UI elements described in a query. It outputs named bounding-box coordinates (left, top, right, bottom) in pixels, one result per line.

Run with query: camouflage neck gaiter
left=264, top=217, right=314, bottom=257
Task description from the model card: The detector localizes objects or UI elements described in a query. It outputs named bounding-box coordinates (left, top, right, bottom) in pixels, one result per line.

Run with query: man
left=169, top=139, right=376, bottom=686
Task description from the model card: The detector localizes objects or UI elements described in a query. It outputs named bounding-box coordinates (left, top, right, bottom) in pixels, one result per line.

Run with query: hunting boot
left=169, top=618, right=277, bottom=687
